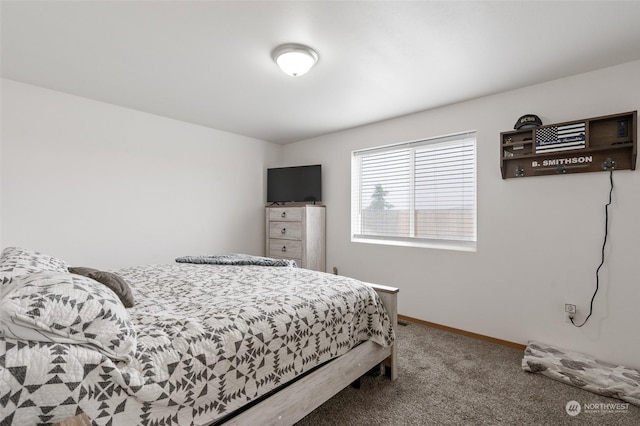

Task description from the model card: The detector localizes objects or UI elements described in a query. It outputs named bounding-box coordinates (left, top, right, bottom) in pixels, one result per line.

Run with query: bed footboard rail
left=368, top=283, right=399, bottom=381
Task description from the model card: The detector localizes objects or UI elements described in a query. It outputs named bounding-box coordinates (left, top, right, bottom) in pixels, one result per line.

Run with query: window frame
left=351, top=131, right=477, bottom=252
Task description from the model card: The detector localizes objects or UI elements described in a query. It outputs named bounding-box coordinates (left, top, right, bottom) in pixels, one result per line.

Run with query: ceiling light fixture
left=272, top=43, right=319, bottom=77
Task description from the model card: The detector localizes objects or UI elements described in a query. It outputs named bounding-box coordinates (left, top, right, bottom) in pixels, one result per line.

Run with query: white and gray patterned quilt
left=1, top=263, right=394, bottom=425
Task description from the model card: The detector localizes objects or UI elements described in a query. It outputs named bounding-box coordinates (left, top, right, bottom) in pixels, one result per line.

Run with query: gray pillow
left=68, top=267, right=135, bottom=308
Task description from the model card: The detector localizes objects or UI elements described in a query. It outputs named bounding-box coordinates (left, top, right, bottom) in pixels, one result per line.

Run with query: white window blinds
left=351, top=132, right=476, bottom=251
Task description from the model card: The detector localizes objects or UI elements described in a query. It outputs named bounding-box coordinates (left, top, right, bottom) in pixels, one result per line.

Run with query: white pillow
left=0, top=246, right=69, bottom=284
left=0, top=271, right=137, bottom=362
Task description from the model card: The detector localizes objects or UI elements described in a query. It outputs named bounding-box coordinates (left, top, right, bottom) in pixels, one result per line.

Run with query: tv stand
left=265, top=205, right=326, bottom=271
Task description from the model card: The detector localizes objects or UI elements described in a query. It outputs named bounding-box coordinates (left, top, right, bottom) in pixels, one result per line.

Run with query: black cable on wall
left=571, top=169, right=614, bottom=327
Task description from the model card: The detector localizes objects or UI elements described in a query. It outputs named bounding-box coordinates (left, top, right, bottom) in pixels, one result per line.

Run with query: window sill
left=351, top=236, right=476, bottom=252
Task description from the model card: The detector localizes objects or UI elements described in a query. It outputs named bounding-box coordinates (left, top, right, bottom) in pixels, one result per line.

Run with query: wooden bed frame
left=222, top=283, right=399, bottom=425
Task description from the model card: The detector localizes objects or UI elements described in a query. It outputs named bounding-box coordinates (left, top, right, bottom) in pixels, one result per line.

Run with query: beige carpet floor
left=296, top=322, right=640, bottom=425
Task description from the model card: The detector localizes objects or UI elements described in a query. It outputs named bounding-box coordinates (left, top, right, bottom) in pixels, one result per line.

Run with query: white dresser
left=265, top=205, right=326, bottom=271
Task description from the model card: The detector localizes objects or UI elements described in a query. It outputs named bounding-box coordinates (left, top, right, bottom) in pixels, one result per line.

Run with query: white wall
left=1, top=79, right=281, bottom=269
left=0, top=80, right=3, bottom=248
left=282, top=60, right=640, bottom=369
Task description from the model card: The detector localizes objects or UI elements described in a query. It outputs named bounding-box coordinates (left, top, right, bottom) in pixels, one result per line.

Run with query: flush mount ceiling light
left=272, top=43, right=319, bottom=77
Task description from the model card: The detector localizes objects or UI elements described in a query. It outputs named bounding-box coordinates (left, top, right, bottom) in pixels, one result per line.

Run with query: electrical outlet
left=564, top=304, right=576, bottom=323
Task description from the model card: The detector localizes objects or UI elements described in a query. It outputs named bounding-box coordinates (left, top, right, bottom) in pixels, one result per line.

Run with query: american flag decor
left=535, top=122, right=586, bottom=153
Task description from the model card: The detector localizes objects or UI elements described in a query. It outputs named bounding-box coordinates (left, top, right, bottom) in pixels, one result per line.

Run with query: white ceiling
left=2, top=1, right=640, bottom=144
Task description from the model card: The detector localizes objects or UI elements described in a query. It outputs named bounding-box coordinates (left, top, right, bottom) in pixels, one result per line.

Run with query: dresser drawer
left=269, top=221, right=302, bottom=240
left=268, top=207, right=302, bottom=222
left=269, top=239, right=302, bottom=259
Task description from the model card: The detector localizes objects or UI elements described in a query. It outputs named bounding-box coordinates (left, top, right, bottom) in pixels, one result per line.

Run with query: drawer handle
left=281, top=246, right=287, bottom=252
left=281, top=228, right=286, bottom=234
left=281, top=212, right=286, bottom=218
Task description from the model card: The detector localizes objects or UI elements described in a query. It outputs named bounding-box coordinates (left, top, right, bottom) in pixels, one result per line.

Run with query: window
left=351, top=131, right=476, bottom=251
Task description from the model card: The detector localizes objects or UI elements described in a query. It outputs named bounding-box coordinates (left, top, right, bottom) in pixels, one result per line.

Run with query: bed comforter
left=0, top=263, right=394, bottom=425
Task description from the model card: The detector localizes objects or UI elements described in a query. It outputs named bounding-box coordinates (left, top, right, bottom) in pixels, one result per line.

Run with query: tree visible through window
left=351, top=132, right=477, bottom=251
left=368, top=184, right=394, bottom=209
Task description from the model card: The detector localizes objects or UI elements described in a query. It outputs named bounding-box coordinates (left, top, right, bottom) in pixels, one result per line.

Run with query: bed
left=0, top=248, right=397, bottom=425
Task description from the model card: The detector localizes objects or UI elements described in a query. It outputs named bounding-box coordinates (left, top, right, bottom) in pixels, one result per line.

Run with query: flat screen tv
left=267, top=165, right=322, bottom=204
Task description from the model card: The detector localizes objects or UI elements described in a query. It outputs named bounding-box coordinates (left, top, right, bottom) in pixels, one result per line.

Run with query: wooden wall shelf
left=500, top=111, right=637, bottom=179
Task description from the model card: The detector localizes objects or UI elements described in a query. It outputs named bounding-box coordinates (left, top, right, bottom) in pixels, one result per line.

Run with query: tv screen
left=267, top=165, right=322, bottom=203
